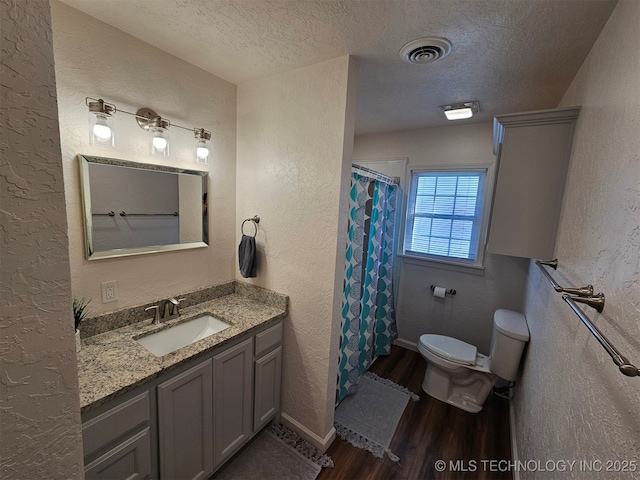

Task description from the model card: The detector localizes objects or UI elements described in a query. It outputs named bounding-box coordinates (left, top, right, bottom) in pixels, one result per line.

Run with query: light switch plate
left=101, top=281, right=118, bottom=303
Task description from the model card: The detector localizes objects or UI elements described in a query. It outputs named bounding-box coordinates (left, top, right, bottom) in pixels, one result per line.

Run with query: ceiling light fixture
left=86, top=97, right=211, bottom=163
left=440, top=101, right=480, bottom=121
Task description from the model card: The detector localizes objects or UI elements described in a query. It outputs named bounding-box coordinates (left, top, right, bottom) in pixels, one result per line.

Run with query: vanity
left=78, top=282, right=286, bottom=480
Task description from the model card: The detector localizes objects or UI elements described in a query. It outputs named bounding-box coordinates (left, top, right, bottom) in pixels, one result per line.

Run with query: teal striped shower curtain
left=336, top=169, right=398, bottom=404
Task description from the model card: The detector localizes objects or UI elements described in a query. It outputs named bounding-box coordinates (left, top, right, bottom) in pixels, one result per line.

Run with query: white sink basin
left=136, top=315, right=231, bottom=357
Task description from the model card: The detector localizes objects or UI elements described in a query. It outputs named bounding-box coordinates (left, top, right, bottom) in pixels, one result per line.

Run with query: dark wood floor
left=318, top=346, right=512, bottom=480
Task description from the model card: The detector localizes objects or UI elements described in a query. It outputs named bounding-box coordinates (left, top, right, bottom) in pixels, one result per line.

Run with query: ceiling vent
left=399, top=37, right=452, bottom=65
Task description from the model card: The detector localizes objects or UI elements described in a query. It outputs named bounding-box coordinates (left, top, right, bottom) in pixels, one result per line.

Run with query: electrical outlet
left=101, top=281, right=118, bottom=303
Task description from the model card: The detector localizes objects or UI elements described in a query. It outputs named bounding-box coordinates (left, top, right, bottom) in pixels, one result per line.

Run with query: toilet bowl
left=418, top=309, right=529, bottom=413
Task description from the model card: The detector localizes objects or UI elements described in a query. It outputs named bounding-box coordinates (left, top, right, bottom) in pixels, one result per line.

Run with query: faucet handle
left=169, top=298, right=186, bottom=316
left=145, top=305, right=161, bottom=324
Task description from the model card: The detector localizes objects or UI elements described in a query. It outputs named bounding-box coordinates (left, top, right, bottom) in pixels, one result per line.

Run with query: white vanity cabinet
left=81, top=319, right=283, bottom=480
left=488, top=107, right=580, bottom=259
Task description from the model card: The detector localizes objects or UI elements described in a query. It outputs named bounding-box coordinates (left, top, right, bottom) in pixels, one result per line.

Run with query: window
left=403, top=169, right=488, bottom=266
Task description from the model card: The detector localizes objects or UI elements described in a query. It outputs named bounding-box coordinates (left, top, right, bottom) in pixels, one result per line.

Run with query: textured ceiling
left=60, top=0, right=617, bottom=134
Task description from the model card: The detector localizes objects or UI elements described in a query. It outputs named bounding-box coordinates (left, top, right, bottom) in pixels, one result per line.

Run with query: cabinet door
left=254, top=346, right=282, bottom=431
left=84, top=428, right=151, bottom=480
left=213, top=338, right=253, bottom=467
left=158, top=359, right=213, bottom=480
left=488, top=107, right=579, bottom=259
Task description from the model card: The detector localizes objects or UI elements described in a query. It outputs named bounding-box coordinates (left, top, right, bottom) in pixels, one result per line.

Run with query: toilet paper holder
left=431, top=285, right=456, bottom=296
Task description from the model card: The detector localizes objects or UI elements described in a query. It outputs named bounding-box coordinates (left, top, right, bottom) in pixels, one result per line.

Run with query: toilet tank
left=489, top=309, right=530, bottom=381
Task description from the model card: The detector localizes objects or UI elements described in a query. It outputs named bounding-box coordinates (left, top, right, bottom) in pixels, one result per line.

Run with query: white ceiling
left=60, top=0, right=617, bottom=134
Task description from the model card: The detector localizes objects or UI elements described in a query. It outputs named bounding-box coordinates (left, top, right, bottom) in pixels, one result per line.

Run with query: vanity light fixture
left=440, top=101, right=480, bottom=121
left=86, top=97, right=211, bottom=163
left=87, top=98, right=115, bottom=148
left=147, top=115, right=170, bottom=157
left=194, top=128, right=211, bottom=164
left=135, top=107, right=171, bottom=157
left=150, top=123, right=169, bottom=156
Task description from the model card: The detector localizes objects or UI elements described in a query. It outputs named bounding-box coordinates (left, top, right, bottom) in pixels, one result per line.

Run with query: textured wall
left=51, top=1, right=237, bottom=315
left=514, top=1, right=640, bottom=477
left=354, top=123, right=530, bottom=353
left=0, top=0, right=83, bottom=478
left=236, top=56, right=356, bottom=443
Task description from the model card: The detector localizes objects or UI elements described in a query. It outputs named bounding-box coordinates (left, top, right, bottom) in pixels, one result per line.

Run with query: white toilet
left=418, top=309, right=529, bottom=413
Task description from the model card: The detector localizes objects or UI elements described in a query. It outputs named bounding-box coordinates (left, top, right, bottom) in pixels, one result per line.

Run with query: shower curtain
left=336, top=168, right=398, bottom=404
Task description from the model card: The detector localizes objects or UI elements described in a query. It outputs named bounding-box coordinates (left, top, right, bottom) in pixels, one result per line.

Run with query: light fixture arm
left=86, top=97, right=210, bottom=139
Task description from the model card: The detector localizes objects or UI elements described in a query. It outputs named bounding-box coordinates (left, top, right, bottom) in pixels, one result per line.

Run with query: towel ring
left=241, top=216, right=260, bottom=237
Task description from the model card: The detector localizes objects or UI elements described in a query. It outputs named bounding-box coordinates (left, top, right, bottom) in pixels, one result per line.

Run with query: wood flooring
left=318, top=346, right=512, bottom=480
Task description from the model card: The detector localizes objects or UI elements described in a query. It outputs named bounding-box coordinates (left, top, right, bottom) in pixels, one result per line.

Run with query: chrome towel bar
left=563, top=295, right=638, bottom=378
left=535, top=259, right=594, bottom=297
left=536, top=259, right=638, bottom=378
left=93, top=211, right=179, bottom=217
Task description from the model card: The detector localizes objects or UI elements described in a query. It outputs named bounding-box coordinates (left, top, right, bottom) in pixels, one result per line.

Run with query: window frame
left=400, top=165, right=495, bottom=269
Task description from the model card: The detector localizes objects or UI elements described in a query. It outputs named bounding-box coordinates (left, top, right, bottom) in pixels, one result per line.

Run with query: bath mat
left=214, top=423, right=332, bottom=480
left=334, top=371, right=419, bottom=461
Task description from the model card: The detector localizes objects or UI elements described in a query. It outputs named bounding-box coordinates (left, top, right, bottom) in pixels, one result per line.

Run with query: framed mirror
left=78, top=154, right=208, bottom=260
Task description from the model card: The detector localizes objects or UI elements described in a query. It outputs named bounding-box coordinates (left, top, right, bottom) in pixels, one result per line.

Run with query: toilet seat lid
left=420, top=334, right=477, bottom=365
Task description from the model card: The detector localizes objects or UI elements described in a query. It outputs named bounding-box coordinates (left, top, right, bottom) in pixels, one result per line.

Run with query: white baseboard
left=280, top=412, right=336, bottom=453
left=509, top=401, right=520, bottom=480
left=394, top=338, right=418, bottom=352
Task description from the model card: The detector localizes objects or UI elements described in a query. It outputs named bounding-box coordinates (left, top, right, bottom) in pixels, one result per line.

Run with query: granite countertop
left=78, top=290, right=286, bottom=413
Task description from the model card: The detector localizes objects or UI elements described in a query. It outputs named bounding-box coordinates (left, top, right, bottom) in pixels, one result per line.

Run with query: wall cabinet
left=81, top=319, right=283, bottom=480
left=488, top=107, right=580, bottom=259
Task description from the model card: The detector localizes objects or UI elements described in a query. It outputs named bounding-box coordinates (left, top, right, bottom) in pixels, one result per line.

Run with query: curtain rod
left=352, top=164, right=400, bottom=186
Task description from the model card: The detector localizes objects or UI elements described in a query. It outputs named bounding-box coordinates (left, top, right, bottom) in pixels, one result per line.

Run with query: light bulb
left=92, top=115, right=112, bottom=141
left=149, top=123, right=169, bottom=157
left=196, top=146, right=209, bottom=160
left=196, top=140, right=209, bottom=164
left=152, top=135, right=167, bottom=151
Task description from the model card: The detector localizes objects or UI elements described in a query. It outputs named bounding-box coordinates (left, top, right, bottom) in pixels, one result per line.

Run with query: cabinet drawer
left=84, top=427, right=151, bottom=480
left=255, top=322, right=283, bottom=357
left=83, top=392, right=150, bottom=458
